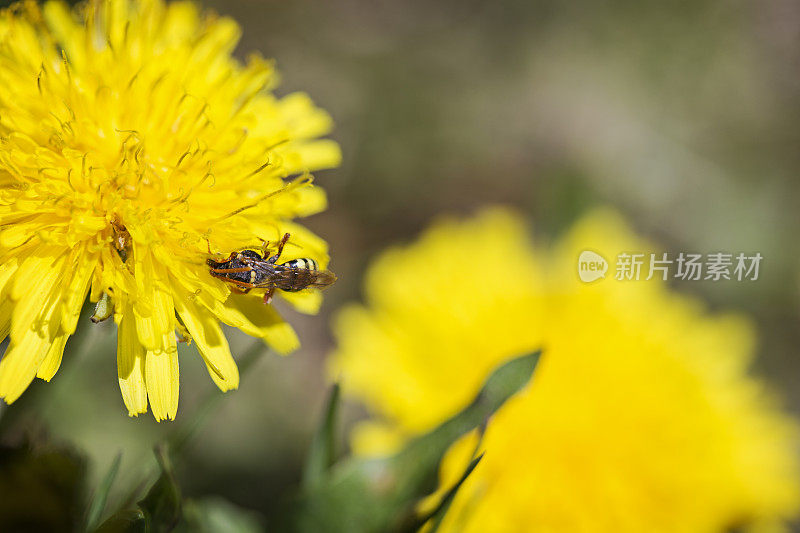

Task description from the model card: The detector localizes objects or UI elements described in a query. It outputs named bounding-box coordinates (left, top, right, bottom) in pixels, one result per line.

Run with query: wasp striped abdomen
left=281, top=258, right=318, bottom=271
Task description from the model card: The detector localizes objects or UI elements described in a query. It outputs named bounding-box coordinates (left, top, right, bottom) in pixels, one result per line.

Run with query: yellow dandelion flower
left=0, top=0, right=340, bottom=421
left=329, top=208, right=800, bottom=532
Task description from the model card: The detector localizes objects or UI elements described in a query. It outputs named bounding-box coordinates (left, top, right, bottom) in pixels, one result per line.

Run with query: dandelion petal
left=0, top=329, right=50, bottom=403
left=117, top=309, right=148, bottom=417
left=176, top=297, right=238, bottom=392
left=145, top=334, right=179, bottom=422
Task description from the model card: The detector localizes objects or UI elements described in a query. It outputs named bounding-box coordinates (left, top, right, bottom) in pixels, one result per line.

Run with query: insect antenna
left=213, top=173, right=313, bottom=222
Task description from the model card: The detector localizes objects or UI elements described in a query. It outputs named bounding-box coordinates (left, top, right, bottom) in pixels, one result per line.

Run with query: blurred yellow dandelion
left=330, top=208, right=800, bottom=532
left=0, top=0, right=340, bottom=420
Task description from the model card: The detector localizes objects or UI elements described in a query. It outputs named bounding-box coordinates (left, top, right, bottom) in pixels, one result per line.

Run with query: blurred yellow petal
left=349, top=420, right=406, bottom=457
left=282, top=140, right=342, bottom=173
left=278, top=92, right=334, bottom=139
left=332, top=207, right=800, bottom=532
left=265, top=186, right=328, bottom=219
left=279, top=290, right=323, bottom=315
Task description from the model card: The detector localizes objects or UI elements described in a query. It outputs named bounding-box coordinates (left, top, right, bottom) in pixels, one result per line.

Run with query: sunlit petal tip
left=36, top=333, right=69, bottom=381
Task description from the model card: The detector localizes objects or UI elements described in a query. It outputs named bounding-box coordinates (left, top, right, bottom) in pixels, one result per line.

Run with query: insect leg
left=263, top=287, right=275, bottom=305
left=230, top=286, right=251, bottom=294
left=268, top=233, right=291, bottom=264
left=259, top=238, right=270, bottom=259
left=205, top=238, right=236, bottom=263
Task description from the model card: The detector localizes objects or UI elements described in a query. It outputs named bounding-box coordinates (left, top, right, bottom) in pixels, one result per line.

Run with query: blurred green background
left=2, top=0, right=800, bottom=526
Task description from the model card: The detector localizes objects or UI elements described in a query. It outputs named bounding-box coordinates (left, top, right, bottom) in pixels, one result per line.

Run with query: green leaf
left=178, top=498, right=264, bottom=533
left=302, top=383, right=341, bottom=490
left=137, top=446, right=182, bottom=532
left=422, top=452, right=484, bottom=533
left=95, top=509, right=146, bottom=533
left=286, top=350, right=542, bottom=533
left=85, top=453, right=122, bottom=531
left=94, top=448, right=180, bottom=533
left=98, top=342, right=270, bottom=532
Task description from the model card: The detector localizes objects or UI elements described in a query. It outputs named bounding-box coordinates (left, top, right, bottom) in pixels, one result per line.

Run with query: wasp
left=207, top=233, right=337, bottom=304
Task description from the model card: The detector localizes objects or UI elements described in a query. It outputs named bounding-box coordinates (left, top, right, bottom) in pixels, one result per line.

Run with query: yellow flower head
left=0, top=0, right=340, bottom=420
left=329, top=208, right=800, bottom=532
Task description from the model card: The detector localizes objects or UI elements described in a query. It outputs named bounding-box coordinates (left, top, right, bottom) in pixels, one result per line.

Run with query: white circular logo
left=578, top=250, right=608, bottom=283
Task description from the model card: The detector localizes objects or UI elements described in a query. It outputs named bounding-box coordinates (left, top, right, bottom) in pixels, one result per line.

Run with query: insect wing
left=309, top=270, right=337, bottom=289
left=246, top=261, right=279, bottom=288
left=260, top=266, right=337, bottom=291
